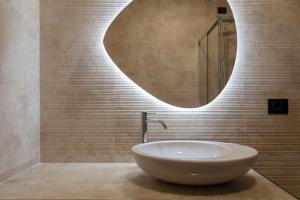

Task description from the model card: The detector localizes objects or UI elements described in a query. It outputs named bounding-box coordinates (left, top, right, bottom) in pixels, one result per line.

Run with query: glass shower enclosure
left=198, top=18, right=236, bottom=106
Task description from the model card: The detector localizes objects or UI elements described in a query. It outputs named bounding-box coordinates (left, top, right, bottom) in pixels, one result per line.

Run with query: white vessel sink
left=132, top=141, right=258, bottom=185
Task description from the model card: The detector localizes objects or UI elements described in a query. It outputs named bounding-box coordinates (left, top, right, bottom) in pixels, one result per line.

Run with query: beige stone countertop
left=0, top=163, right=296, bottom=200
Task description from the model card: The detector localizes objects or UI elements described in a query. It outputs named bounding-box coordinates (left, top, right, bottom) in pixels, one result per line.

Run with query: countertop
left=0, top=163, right=296, bottom=200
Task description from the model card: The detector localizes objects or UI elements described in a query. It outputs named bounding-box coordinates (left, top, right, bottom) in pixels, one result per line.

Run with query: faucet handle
left=141, top=112, right=156, bottom=119
left=141, top=112, right=155, bottom=115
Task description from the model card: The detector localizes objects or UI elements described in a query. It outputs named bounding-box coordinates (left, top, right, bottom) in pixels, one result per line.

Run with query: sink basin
left=132, top=140, right=258, bottom=185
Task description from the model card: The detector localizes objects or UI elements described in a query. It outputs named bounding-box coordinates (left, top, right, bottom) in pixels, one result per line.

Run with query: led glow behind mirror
left=104, top=0, right=237, bottom=108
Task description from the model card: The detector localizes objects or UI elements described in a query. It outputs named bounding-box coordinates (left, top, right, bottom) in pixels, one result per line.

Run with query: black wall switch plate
left=268, top=99, right=288, bottom=114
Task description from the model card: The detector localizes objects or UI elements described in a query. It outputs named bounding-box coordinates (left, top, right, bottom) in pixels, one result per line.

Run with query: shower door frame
left=198, top=17, right=235, bottom=106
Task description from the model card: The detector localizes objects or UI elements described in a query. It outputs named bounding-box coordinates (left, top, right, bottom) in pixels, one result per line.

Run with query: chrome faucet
left=141, top=112, right=167, bottom=143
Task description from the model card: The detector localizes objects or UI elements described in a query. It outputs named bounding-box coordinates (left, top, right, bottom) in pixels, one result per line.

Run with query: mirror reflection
left=104, top=0, right=237, bottom=108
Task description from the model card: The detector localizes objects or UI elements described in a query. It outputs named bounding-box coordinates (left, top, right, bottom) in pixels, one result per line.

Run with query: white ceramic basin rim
left=132, top=140, right=258, bottom=185
left=132, top=140, right=257, bottom=162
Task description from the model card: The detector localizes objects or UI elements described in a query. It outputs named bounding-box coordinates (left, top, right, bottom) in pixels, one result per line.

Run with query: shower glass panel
left=198, top=18, right=236, bottom=106
left=221, top=21, right=237, bottom=86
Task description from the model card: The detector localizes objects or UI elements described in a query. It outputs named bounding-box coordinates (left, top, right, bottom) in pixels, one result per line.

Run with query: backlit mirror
left=104, top=0, right=237, bottom=108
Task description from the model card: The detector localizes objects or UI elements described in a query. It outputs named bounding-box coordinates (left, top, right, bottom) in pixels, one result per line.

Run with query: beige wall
left=0, top=0, right=40, bottom=181
left=104, top=0, right=232, bottom=108
left=41, top=0, right=300, bottom=198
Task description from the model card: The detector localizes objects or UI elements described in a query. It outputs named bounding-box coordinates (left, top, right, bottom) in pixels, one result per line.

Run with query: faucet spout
left=146, top=119, right=168, bottom=130
left=141, top=112, right=167, bottom=143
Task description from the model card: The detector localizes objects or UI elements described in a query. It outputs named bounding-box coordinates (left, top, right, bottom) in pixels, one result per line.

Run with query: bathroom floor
left=0, top=164, right=295, bottom=200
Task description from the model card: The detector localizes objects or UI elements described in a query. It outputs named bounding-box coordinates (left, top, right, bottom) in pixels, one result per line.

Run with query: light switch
left=268, top=99, right=288, bottom=115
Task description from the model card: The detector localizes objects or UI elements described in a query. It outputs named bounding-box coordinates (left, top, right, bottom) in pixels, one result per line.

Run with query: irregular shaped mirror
left=104, top=0, right=237, bottom=108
